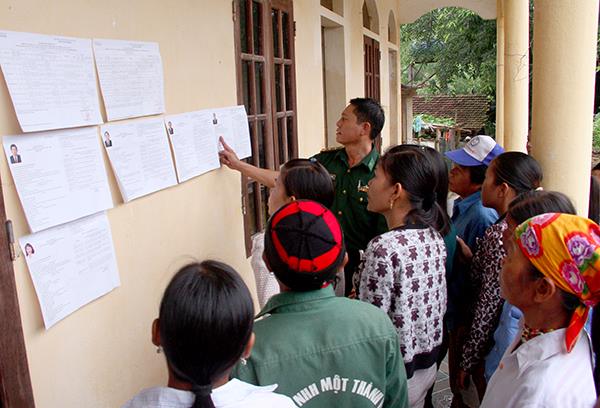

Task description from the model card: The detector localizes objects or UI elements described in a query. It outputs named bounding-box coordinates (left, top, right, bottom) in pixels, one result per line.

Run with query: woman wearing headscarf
left=481, top=213, right=598, bottom=407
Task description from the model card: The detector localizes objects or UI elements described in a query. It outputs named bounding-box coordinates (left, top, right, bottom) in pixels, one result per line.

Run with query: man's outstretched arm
left=218, top=137, right=278, bottom=188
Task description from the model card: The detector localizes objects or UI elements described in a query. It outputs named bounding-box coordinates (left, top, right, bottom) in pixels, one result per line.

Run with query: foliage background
left=400, top=8, right=497, bottom=98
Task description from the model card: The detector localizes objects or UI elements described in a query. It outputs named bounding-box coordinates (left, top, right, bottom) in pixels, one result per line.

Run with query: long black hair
left=491, top=152, right=543, bottom=195
left=380, top=148, right=450, bottom=235
left=280, top=158, right=335, bottom=207
left=386, top=144, right=450, bottom=217
left=158, top=260, right=254, bottom=408
left=508, top=190, right=576, bottom=225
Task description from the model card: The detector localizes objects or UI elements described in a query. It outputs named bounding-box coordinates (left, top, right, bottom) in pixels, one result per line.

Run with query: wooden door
left=0, top=180, right=35, bottom=407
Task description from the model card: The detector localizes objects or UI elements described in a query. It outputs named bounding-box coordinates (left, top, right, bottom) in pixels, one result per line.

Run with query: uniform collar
left=453, top=190, right=482, bottom=215
left=335, top=144, right=379, bottom=171
left=257, top=286, right=336, bottom=318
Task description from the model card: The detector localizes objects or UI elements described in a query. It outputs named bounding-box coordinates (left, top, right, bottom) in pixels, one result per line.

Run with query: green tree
left=401, top=8, right=497, bottom=97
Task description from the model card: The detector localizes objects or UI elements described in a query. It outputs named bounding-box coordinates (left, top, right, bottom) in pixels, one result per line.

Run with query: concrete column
left=495, top=0, right=505, bottom=146
left=503, top=0, right=529, bottom=152
left=531, top=0, right=599, bottom=215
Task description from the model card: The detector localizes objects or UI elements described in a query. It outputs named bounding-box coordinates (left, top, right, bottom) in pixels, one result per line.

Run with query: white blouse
left=251, top=232, right=280, bottom=309
left=122, top=379, right=296, bottom=408
left=481, top=327, right=596, bottom=408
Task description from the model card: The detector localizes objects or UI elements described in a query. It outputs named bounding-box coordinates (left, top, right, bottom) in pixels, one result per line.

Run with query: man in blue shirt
left=446, top=136, right=503, bottom=248
left=443, top=135, right=503, bottom=408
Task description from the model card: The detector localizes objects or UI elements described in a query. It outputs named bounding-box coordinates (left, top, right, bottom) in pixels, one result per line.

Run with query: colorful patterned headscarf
left=515, top=213, right=600, bottom=352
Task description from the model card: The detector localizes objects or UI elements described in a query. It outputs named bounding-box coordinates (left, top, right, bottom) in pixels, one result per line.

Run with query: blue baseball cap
left=445, top=135, right=504, bottom=166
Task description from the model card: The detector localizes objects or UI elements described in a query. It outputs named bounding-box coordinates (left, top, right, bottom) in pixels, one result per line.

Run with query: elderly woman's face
left=500, top=237, right=537, bottom=309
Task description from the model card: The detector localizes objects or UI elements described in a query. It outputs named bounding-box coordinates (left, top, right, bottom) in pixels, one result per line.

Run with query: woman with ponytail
left=455, top=152, right=543, bottom=400
left=122, top=260, right=295, bottom=408
left=357, top=148, right=448, bottom=408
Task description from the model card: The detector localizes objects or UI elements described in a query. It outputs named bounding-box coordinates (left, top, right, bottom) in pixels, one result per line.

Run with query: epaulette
left=319, top=146, right=344, bottom=153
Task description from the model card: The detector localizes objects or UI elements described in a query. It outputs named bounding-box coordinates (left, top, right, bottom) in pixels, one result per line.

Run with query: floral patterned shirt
left=460, top=218, right=508, bottom=372
left=357, top=225, right=447, bottom=377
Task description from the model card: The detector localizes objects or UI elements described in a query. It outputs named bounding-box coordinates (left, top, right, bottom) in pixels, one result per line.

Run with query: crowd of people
left=123, top=98, right=600, bottom=408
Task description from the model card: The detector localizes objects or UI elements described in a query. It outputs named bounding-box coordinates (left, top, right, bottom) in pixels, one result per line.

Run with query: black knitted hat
left=264, top=200, right=345, bottom=291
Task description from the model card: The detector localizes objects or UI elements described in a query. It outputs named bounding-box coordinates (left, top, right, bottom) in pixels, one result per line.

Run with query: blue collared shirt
left=485, top=301, right=523, bottom=381
left=446, top=191, right=497, bottom=330
left=451, top=191, right=498, bottom=250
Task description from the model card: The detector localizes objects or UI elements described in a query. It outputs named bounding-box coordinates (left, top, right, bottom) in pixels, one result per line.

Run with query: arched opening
left=388, top=10, right=397, bottom=44
left=362, top=0, right=379, bottom=34
left=398, top=0, right=496, bottom=24
left=320, top=0, right=343, bottom=16
left=400, top=7, right=497, bottom=145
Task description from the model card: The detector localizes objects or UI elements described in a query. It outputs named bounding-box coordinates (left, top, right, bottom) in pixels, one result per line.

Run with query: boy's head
left=445, top=135, right=504, bottom=198
left=264, top=200, right=346, bottom=291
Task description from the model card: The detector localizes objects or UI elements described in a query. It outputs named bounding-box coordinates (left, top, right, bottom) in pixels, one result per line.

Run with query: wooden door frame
left=0, top=176, right=35, bottom=406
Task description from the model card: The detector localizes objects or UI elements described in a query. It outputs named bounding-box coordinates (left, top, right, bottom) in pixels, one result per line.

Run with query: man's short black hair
left=349, top=97, right=385, bottom=140
left=466, top=164, right=487, bottom=185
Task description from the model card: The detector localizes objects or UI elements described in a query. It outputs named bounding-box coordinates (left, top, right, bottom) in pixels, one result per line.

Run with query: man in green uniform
left=219, top=97, right=386, bottom=295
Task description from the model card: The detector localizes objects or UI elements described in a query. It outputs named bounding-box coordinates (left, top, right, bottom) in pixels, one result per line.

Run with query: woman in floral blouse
left=456, top=152, right=542, bottom=400
left=357, top=148, right=449, bottom=408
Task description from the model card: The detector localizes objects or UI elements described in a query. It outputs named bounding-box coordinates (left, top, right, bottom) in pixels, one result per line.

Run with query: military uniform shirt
left=312, top=146, right=387, bottom=253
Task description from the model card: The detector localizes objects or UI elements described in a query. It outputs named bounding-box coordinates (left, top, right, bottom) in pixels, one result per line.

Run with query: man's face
left=104, top=132, right=110, bottom=141
left=448, top=164, right=473, bottom=198
left=335, top=104, right=368, bottom=145
left=10, top=146, right=17, bottom=156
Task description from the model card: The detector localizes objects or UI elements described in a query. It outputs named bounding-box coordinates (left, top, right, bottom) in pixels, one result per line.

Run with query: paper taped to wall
left=164, top=110, right=221, bottom=183
left=93, top=39, right=165, bottom=121
left=0, top=30, right=103, bottom=132
left=3, top=127, right=113, bottom=233
left=212, top=105, right=252, bottom=159
left=101, top=118, right=177, bottom=202
left=19, top=212, right=120, bottom=329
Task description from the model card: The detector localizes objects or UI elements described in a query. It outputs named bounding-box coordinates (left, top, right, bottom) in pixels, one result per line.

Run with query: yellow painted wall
left=0, top=1, right=250, bottom=407
left=0, top=0, right=400, bottom=406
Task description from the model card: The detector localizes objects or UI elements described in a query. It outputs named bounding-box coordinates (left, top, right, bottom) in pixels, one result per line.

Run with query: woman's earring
left=156, top=346, right=163, bottom=354
left=240, top=357, right=247, bottom=366
left=389, top=200, right=394, bottom=210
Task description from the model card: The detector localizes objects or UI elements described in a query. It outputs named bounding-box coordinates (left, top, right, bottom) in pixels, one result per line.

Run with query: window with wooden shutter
left=233, top=0, right=298, bottom=254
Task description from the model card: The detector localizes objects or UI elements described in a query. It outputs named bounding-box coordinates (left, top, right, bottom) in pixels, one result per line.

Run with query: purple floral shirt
left=357, top=226, right=447, bottom=367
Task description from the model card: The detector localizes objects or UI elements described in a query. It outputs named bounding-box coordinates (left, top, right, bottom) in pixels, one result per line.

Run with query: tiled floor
left=431, top=359, right=480, bottom=408
left=432, top=360, right=452, bottom=408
